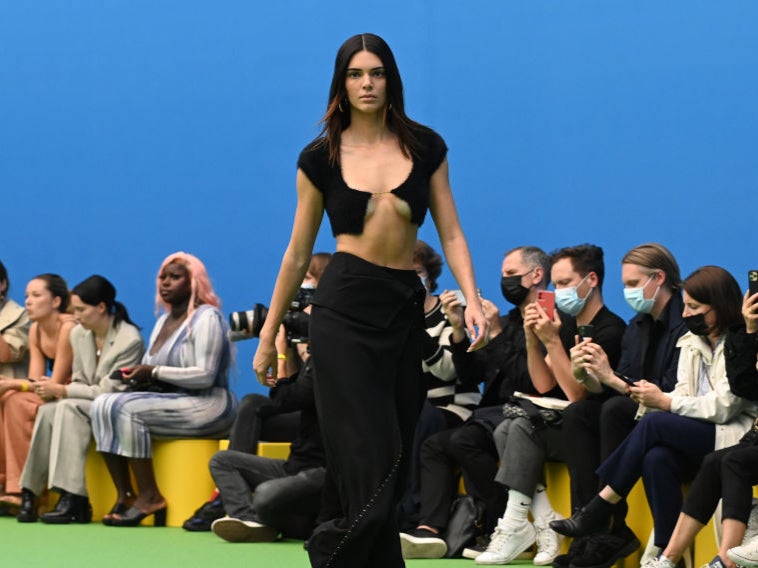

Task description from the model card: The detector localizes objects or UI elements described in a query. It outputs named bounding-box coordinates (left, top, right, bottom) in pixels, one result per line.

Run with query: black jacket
left=616, top=292, right=687, bottom=392
left=725, top=325, right=758, bottom=401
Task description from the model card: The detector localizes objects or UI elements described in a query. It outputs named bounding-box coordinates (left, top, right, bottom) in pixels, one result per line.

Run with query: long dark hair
left=33, top=273, right=70, bottom=313
left=72, top=275, right=138, bottom=328
left=317, top=33, right=424, bottom=165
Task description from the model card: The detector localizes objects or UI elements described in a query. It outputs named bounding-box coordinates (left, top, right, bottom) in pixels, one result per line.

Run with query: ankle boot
left=16, top=489, right=38, bottom=523
left=549, top=496, right=614, bottom=537
left=40, top=491, right=93, bottom=524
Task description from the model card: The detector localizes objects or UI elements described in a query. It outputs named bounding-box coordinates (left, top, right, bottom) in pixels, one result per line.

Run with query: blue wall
left=3, top=1, right=757, bottom=397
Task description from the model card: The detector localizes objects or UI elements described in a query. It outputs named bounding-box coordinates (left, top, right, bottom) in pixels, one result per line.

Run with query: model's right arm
left=253, top=169, right=324, bottom=385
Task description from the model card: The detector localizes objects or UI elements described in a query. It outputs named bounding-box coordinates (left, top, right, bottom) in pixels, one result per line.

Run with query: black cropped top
left=297, top=127, right=448, bottom=236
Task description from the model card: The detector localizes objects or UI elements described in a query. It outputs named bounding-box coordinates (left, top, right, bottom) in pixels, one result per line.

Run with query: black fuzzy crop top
left=297, top=127, right=448, bottom=236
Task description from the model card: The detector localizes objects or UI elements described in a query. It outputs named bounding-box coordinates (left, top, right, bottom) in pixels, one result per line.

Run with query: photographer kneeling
left=208, top=253, right=331, bottom=543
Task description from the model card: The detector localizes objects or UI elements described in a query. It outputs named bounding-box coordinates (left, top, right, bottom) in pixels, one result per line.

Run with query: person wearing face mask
left=475, top=244, right=626, bottom=565
left=551, top=266, right=756, bottom=568
left=550, top=243, right=688, bottom=568
left=401, top=246, right=554, bottom=559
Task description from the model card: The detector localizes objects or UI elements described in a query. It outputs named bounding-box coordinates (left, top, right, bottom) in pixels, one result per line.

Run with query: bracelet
left=21, top=380, right=29, bottom=392
left=151, top=366, right=159, bottom=380
left=277, top=354, right=287, bottom=361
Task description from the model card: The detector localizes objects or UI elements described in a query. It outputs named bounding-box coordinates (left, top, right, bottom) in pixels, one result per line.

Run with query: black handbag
left=441, top=494, right=486, bottom=558
left=501, top=397, right=563, bottom=428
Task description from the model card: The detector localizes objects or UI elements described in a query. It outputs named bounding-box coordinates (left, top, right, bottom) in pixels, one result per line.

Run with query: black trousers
left=418, top=420, right=506, bottom=534
left=307, top=253, right=426, bottom=568
left=227, top=393, right=300, bottom=454
left=562, top=395, right=638, bottom=525
left=682, top=437, right=758, bottom=525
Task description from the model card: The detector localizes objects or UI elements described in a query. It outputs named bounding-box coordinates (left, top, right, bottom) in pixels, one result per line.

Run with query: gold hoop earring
left=338, top=102, right=343, bottom=112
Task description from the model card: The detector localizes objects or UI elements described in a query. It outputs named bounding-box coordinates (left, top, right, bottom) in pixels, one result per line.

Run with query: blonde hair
left=622, top=243, right=682, bottom=291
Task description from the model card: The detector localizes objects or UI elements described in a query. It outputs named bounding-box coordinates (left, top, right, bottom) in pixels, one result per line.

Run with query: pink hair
left=155, top=252, right=222, bottom=319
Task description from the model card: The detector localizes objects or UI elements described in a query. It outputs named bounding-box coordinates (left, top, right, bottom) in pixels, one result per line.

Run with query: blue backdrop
left=2, top=1, right=756, bottom=397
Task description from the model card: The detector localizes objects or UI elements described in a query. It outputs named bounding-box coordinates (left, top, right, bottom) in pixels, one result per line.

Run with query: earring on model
left=338, top=98, right=347, bottom=112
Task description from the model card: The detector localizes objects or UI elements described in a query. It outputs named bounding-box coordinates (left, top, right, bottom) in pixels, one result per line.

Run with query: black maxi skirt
left=306, top=252, right=427, bottom=568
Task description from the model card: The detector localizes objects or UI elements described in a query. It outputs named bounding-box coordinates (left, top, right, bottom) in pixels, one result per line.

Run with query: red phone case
left=537, top=290, right=555, bottom=319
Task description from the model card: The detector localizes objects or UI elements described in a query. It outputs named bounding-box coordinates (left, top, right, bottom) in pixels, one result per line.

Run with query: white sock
left=500, top=489, right=532, bottom=528
left=530, top=484, right=556, bottom=526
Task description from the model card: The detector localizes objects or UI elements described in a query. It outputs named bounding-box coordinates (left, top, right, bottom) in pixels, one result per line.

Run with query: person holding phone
left=92, top=252, right=236, bottom=527
left=474, top=244, right=626, bottom=565
left=639, top=284, right=758, bottom=568
left=17, top=275, right=144, bottom=523
left=555, top=243, right=688, bottom=568
left=551, top=266, right=756, bottom=568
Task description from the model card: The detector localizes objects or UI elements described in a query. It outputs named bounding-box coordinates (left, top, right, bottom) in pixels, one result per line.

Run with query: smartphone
left=577, top=324, right=594, bottom=341
left=749, top=270, right=758, bottom=297
left=613, top=370, right=638, bottom=386
left=536, top=290, right=555, bottom=319
left=450, top=289, right=467, bottom=306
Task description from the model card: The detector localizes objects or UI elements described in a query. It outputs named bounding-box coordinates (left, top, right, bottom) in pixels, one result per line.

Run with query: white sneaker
left=533, top=517, right=564, bottom=566
left=641, top=555, right=677, bottom=568
left=211, top=517, right=279, bottom=542
left=476, top=522, right=536, bottom=565
left=729, top=538, right=758, bottom=568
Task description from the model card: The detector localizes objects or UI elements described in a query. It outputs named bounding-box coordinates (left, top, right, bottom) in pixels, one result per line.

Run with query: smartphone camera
left=577, top=324, right=594, bottom=341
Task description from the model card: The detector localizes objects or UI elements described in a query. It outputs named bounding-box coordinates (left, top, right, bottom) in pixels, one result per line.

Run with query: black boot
left=16, top=489, right=37, bottom=523
left=549, top=495, right=614, bottom=537
left=40, top=491, right=93, bottom=524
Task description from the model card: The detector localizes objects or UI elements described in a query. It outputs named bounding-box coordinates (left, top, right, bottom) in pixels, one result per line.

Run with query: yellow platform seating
left=85, top=438, right=219, bottom=527
left=82, top=437, right=726, bottom=562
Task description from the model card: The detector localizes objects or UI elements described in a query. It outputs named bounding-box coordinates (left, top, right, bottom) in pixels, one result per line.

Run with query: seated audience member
left=18, top=275, right=144, bottom=523
left=0, top=260, right=31, bottom=515
left=92, top=252, right=237, bottom=527
left=0, top=274, right=74, bottom=512
left=643, top=287, right=758, bottom=568
left=556, top=243, right=688, bottom=568
left=210, top=355, right=325, bottom=542
left=400, top=246, right=554, bottom=559
left=398, top=240, right=482, bottom=529
left=551, top=266, right=756, bottom=565
left=0, top=260, right=31, bottom=381
left=182, top=252, right=331, bottom=532
left=475, top=244, right=626, bottom=566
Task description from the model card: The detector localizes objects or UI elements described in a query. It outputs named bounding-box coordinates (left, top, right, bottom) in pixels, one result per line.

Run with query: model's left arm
left=428, top=159, right=487, bottom=350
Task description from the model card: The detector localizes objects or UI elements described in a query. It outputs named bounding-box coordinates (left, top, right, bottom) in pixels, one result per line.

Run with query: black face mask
left=501, top=275, right=530, bottom=306
left=683, top=313, right=710, bottom=336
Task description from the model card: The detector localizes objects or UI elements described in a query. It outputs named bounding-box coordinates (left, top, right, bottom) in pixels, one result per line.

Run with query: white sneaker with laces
left=533, top=516, right=564, bottom=566
left=729, top=538, right=758, bottom=568
left=475, top=522, right=536, bottom=565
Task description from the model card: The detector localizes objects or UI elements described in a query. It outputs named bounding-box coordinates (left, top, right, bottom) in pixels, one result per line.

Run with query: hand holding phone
left=536, top=290, right=555, bottom=320
left=577, top=324, right=594, bottom=341
left=613, top=370, right=638, bottom=386
left=749, top=270, right=758, bottom=297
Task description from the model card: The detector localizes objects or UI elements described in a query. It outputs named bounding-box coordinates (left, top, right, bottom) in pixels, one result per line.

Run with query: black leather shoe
left=16, top=489, right=37, bottom=523
left=40, top=491, right=92, bottom=524
left=549, top=499, right=613, bottom=537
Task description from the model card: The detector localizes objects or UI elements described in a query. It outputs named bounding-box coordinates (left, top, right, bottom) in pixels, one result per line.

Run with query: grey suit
left=0, top=298, right=31, bottom=378
left=20, top=320, right=144, bottom=496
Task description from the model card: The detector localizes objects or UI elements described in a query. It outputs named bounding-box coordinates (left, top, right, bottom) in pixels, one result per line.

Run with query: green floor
left=1, top=517, right=538, bottom=567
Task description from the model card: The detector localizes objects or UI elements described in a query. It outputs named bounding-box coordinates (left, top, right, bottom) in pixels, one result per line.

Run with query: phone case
left=749, top=270, right=758, bottom=296
left=536, top=290, right=555, bottom=319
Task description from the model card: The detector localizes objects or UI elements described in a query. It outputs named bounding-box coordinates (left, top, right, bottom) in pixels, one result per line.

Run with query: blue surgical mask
left=555, top=275, right=592, bottom=316
left=623, top=274, right=659, bottom=314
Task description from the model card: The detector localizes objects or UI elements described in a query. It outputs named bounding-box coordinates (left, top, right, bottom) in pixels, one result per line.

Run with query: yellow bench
left=85, top=438, right=219, bottom=527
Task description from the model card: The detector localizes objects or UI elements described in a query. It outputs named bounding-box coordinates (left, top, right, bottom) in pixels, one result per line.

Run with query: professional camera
left=229, top=285, right=315, bottom=344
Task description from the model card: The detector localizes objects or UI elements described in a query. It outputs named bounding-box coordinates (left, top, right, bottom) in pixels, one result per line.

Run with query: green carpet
left=1, top=517, right=538, bottom=567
